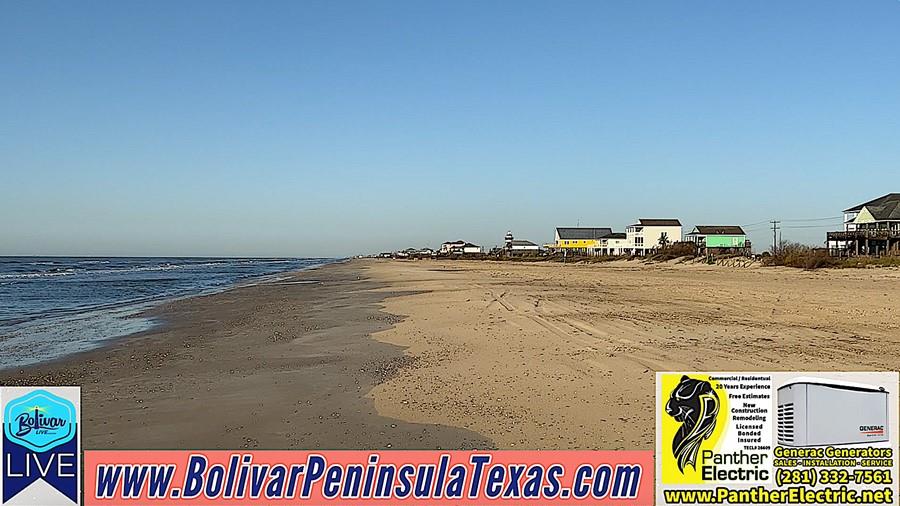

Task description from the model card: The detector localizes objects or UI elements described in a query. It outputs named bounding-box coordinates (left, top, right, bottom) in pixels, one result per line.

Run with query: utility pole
left=771, top=220, right=781, bottom=254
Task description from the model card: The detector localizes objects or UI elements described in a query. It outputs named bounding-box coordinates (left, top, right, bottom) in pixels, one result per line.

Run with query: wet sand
left=0, top=261, right=492, bottom=450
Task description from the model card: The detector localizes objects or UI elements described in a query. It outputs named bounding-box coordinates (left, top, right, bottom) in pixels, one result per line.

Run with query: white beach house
left=461, top=243, right=482, bottom=254
left=439, top=240, right=482, bottom=255
left=504, top=231, right=540, bottom=255
left=440, top=240, right=467, bottom=255
left=624, top=219, right=682, bottom=256
left=595, top=232, right=628, bottom=256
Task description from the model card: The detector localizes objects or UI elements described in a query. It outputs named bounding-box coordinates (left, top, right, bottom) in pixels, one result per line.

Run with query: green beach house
left=685, top=226, right=749, bottom=254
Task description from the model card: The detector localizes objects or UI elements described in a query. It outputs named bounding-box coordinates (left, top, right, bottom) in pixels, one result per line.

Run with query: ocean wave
left=0, top=270, right=78, bottom=279
left=0, top=262, right=185, bottom=279
left=0, top=258, right=332, bottom=363
left=0, top=258, right=318, bottom=280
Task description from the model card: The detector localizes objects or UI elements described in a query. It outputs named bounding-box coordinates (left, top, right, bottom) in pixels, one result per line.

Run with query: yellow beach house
left=550, top=227, right=613, bottom=255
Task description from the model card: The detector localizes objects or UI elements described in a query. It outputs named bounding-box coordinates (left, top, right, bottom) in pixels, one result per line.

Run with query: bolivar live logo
left=1, top=387, right=80, bottom=505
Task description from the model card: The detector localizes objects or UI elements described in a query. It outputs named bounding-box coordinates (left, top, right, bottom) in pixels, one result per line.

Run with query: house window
left=635, top=237, right=644, bottom=246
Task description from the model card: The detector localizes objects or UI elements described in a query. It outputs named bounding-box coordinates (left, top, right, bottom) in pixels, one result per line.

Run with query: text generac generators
left=777, top=378, right=889, bottom=447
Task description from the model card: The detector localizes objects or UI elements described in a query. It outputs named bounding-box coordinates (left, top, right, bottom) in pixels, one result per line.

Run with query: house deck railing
left=827, top=230, right=900, bottom=241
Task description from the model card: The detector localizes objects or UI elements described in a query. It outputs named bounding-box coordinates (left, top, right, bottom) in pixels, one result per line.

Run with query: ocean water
left=0, top=257, right=333, bottom=370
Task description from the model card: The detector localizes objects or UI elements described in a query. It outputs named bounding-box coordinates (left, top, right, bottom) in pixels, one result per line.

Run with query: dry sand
left=361, top=259, right=900, bottom=450
left=2, top=258, right=898, bottom=451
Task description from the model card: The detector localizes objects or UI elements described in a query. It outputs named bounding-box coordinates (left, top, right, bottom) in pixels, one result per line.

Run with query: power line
left=743, top=216, right=842, bottom=227
left=734, top=216, right=843, bottom=251
left=771, top=220, right=780, bottom=253
left=781, top=223, right=842, bottom=229
left=781, top=216, right=842, bottom=222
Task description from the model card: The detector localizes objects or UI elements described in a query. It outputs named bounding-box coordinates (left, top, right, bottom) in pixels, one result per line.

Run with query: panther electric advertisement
left=657, top=372, right=898, bottom=505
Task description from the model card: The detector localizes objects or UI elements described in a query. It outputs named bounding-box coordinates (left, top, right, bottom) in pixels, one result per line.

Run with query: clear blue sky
left=2, top=1, right=898, bottom=257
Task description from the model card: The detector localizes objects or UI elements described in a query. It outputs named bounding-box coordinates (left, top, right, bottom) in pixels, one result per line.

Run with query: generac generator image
left=777, top=378, right=889, bottom=447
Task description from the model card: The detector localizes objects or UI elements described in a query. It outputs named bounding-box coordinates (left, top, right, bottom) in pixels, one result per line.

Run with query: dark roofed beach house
left=555, top=227, right=613, bottom=241
left=552, top=227, right=614, bottom=255
left=827, top=193, right=900, bottom=256
left=440, top=240, right=482, bottom=255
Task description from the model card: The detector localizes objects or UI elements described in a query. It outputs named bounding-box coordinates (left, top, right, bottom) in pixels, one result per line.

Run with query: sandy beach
left=3, top=259, right=899, bottom=450
left=362, top=259, right=900, bottom=450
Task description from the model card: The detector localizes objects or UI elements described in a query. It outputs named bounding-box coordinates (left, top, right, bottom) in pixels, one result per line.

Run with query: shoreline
left=4, top=258, right=898, bottom=451
left=0, top=258, right=341, bottom=373
left=0, top=260, right=492, bottom=450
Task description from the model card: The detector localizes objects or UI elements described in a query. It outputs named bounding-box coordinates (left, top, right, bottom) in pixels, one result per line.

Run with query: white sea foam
left=0, top=257, right=336, bottom=369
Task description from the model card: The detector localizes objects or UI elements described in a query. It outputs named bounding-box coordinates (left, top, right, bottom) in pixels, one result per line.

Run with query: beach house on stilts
left=827, top=193, right=900, bottom=256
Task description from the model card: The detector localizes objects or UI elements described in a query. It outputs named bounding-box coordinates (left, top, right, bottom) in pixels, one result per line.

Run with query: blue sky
left=2, top=1, right=898, bottom=256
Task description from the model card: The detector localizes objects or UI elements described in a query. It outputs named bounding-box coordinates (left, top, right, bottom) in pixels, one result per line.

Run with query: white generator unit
left=777, top=378, right=889, bottom=447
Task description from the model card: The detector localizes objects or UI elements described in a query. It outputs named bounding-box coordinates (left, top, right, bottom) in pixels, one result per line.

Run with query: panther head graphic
left=666, top=375, right=720, bottom=473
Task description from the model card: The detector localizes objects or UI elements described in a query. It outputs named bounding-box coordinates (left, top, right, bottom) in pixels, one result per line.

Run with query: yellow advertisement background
left=660, top=373, right=730, bottom=484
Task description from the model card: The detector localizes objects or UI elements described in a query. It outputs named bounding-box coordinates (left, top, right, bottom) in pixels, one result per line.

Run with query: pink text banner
left=84, top=450, right=653, bottom=505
